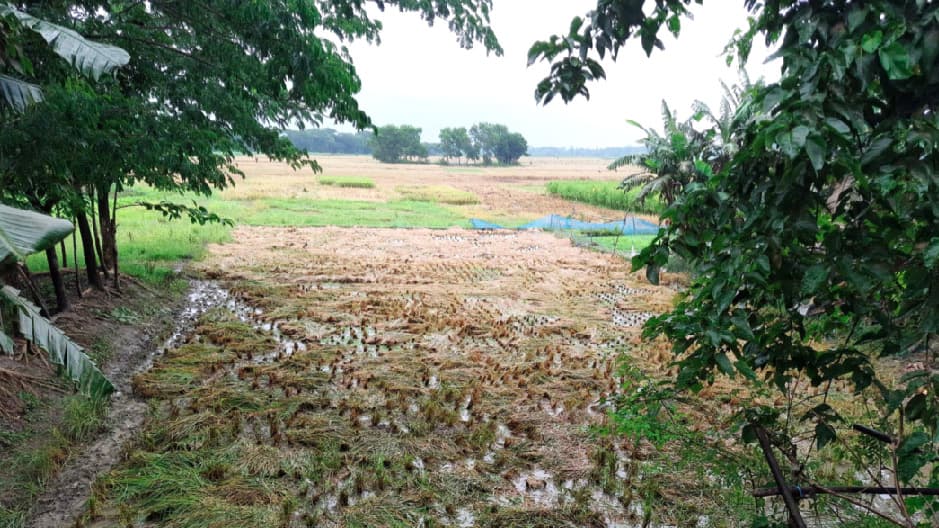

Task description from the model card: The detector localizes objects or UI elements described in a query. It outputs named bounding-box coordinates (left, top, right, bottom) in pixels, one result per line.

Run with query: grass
left=24, top=188, right=469, bottom=282
left=318, top=176, right=375, bottom=189
left=395, top=185, right=480, bottom=205
left=546, top=180, right=665, bottom=216
left=0, top=391, right=109, bottom=526
left=583, top=234, right=656, bottom=254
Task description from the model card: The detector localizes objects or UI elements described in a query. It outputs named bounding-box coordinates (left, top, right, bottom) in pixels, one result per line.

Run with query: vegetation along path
left=74, top=226, right=718, bottom=527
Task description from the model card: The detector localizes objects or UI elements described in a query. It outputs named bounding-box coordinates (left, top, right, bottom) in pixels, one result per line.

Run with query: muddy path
left=26, top=281, right=229, bottom=528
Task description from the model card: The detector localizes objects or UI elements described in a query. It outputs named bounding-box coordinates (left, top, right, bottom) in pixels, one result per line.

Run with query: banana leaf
left=0, top=203, right=74, bottom=268
left=1, top=286, right=114, bottom=396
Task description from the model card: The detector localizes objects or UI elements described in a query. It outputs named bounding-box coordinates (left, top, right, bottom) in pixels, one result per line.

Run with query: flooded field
left=82, top=226, right=707, bottom=527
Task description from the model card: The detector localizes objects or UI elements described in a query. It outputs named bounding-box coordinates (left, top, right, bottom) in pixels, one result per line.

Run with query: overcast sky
left=330, top=1, right=780, bottom=148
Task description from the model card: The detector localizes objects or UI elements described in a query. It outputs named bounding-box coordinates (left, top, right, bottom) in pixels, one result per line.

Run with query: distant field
left=26, top=156, right=654, bottom=283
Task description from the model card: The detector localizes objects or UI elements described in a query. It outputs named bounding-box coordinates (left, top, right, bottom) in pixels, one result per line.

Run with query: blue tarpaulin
left=470, top=214, right=660, bottom=235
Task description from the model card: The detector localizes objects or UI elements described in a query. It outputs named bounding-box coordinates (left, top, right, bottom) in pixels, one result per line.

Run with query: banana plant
left=0, top=205, right=113, bottom=395
left=0, top=3, right=129, bottom=111
left=0, top=203, right=74, bottom=355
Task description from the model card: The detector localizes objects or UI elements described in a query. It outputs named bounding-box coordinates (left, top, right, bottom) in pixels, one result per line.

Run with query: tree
left=370, top=125, right=427, bottom=163
left=469, top=123, right=528, bottom=165
left=282, top=129, right=372, bottom=154
left=533, top=1, right=939, bottom=525
left=2, top=0, right=501, bottom=293
left=439, top=127, right=466, bottom=163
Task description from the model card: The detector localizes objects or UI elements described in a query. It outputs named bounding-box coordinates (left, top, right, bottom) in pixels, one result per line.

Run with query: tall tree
left=439, top=127, right=465, bottom=163
left=532, top=1, right=939, bottom=525
left=469, top=123, right=528, bottom=165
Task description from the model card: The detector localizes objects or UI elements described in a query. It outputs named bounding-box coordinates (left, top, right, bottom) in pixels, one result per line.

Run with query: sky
left=329, top=1, right=781, bottom=149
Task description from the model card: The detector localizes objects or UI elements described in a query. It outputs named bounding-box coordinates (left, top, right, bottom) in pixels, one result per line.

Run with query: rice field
left=83, top=227, right=749, bottom=527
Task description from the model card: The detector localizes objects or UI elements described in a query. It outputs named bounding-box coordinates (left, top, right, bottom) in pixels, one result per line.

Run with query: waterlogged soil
left=82, top=227, right=720, bottom=527
left=23, top=280, right=191, bottom=528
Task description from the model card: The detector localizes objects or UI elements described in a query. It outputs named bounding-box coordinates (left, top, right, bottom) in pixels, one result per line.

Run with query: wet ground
left=79, top=227, right=697, bottom=527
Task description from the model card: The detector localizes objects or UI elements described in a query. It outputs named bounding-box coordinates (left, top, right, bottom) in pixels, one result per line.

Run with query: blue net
left=471, top=214, right=660, bottom=235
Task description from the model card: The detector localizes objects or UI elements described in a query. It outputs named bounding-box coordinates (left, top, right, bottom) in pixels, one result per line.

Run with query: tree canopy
left=469, top=123, right=528, bottom=165
left=370, top=124, right=428, bottom=163
left=533, top=0, right=939, bottom=524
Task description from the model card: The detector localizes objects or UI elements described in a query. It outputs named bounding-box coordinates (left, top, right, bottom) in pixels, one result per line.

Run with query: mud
left=26, top=280, right=224, bottom=528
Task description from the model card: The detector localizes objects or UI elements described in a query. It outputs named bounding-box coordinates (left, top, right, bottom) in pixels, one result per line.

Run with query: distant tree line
left=528, top=146, right=645, bottom=158
left=440, top=123, right=528, bottom=165
left=368, top=125, right=429, bottom=163
left=281, top=129, right=373, bottom=154
left=368, top=123, right=528, bottom=165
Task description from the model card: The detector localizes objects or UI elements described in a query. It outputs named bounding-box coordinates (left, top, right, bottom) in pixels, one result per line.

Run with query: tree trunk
left=91, top=194, right=108, bottom=278
left=72, top=228, right=82, bottom=297
left=111, top=187, right=120, bottom=291
left=97, top=187, right=116, bottom=274
left=45, top=247, right=69, bottom=313
left=75, top=213, right=104, bottom=290
left=59, top=240, right=67, bottom=268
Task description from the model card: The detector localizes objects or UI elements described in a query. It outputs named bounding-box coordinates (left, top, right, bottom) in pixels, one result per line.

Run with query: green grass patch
left=395, top=185, right=480, bottom=205
left=318, top=175, right=375, bottom=188
left=25, top=188, right=470, bottom=282
left=0, top=391, right=109, bottom=524
left=586, top=234, right=656, bottom=254
left=546, top=180, right=664, bottom=215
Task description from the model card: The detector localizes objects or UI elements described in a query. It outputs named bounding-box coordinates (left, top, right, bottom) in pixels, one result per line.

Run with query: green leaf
left=792, top=126, right=811, bottom=148
left=805, top=137, right=826, bottom=171
left=0, top=330, right=13, bottom=354
left=816, top=422, right=837, bottom=450
left=923, top=238, right=939, bottom=269
left=847, top=8, right=867, bottom=32
left=667, top=15, right=681, bottom=36
left=715, top=353, right=735, bottom=376
left=1, top=286, right=114, bottom=395
left=0, top=204, right=74, bottom=268
left=1, top=5, right=130, bottom=81
left=801, top=264, right=829, bottom=295
left=646, top=263, right=660, bottom=285
left=0, top=73, right=43, bottom=111
left=824, top=117, right=851, bottom=139
left=879, top=42, right=914, bottom=80
left=861, top=30, right=883, bottom=53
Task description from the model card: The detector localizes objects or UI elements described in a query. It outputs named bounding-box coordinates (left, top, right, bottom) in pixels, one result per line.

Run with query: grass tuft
left=62, top=393, right=108, bottom=443
left=318, top=176, right=376, bottom=188
left=395, top=185, right=480, bottom=205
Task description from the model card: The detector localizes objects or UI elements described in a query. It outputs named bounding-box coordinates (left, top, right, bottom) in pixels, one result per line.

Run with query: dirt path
left=25, top=282, right=226, bottom=528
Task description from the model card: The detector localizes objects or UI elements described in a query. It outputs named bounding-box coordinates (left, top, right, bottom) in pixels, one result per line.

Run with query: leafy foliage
left=0, top=203, right=73, bottom=268
left=469, top=122, right=528, bottom=165
left=439, top=127, right=477, bottom=163
left=0, top=2, right=128, bottom=111
left=538, top=0, right=939, bottom=524
left=370, top=125, right=428, bottom=163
